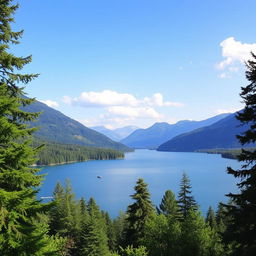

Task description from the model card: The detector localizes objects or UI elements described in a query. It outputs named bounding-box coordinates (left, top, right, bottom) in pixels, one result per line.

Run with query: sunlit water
left=38, top=149, right=240, bottom=217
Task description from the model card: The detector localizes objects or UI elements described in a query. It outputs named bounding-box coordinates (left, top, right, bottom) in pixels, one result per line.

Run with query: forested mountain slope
left=24, top=100, right=131, bottom=152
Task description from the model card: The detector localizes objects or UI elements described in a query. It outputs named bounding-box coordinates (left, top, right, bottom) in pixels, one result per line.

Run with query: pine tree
left=206, top=206, right=217, bottom=230
left=113, top=211, right=127, bottom=249
left=49, top=180, right=81, bottom=254
left=104, top=211, right=117, bottom=251
left=178, top=173, right=198, bottom=219
left=0, top=1, right=61, bottom=254
left=142, top=213, right=181, bottom=256
left=157, top=189, right=180, bottom=219
left=181, top=210, right=224, bottom=256
left=80, top=197, right=110, bottom=256
left=49, top=182, right=65, bottom=235
left=125, top=178, right=154, bottom=247
left=119, top=245, right=148, bottom=256
left=225, top=52, right=256, bottom=255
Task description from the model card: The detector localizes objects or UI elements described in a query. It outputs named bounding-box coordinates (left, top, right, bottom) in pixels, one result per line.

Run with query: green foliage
left=79, top=198, right=110, bottom=256
left=49, top=180, right=79, bottom=238
left=0, top=0, right=62, bottom=254
left=206, top=206, right=217, bottom=230
left=33, top=139, right=124, bottom=166
left=181, top=210, right=223, bottom=256
left=142, top=213, right=181, bottom=256
left=178, top=173, right=198, bottom=219
left=157, top=189, right=180, bottom=219
left=119, top=245, right=148, bottom=256
left=24, top=99, right=132, bottom=152
left=125, top=178, right=154, bottom=247
left=104, top=211, right=118, bottom=251
left=112, top=211, right=128, bottom=249
left=46, top=178, right=230, bottom=256
left=225, top=52, right=256, bottom=256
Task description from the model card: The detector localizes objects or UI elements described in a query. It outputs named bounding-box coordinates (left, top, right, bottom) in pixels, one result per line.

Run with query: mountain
left=24, top=100, right=131, bottom=152
left=114, top=126, right=139, bottom=140
left=91, top=125, right=139, bottom=141
left=90, top=126, right=121, bottom=141
left=120, top=113, right=230, bottom=149
left=157, top=111, right=254, bottom=152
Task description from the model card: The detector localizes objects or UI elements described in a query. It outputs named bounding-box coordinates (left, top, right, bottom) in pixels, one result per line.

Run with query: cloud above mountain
left=63, top=90, right=182, bottom=108
left=39, top=100, right=59, bottom=108
left=63, top=90, right=183, bottom=128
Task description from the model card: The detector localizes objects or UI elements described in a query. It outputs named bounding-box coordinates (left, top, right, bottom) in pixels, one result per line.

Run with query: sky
left=12, top=0, right=256, bottom=129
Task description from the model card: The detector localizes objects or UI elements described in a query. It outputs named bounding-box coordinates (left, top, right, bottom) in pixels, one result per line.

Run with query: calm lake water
left=39, top=149, right=240, bottom=217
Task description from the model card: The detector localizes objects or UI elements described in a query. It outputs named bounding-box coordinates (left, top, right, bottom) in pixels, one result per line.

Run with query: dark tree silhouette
left=226, top=52, right=256, bottom=256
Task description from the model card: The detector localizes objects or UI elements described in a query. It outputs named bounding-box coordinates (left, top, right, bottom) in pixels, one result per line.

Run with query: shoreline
left=33, top=156, right=124, bottom=167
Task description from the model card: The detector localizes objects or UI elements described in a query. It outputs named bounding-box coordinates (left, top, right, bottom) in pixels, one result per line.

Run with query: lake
left=38, top=149, right=240, bottom=217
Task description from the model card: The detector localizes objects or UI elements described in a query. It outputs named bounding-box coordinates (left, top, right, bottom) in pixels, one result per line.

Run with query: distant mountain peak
left=121, top=113, right=231, bottom=149
left=157, top=111, right=252, bottom=152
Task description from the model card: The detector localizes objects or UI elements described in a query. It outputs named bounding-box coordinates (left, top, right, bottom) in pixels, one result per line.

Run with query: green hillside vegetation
left=196, top=148, right=256, bottom=159
left=45, top=176, right=229, bottom=256
left=24, top=99, right=131, bottom=152
left=33, top=139, right=124, bottom=166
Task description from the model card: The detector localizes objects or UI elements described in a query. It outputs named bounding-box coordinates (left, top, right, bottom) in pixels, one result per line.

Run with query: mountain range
left=120, top=113, right=230, bottom=149
left=157, top=111, right=253, bottom=152
left=24, top=100, right=131, bottom=152
left=91, top=125, right=139, bottom=141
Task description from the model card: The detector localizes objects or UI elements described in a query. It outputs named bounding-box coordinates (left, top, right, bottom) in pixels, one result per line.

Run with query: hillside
left=120, top=113, right=229, bottom=149
left=33, top=139, right=124, bottom=166
left=157, top=112, right=254, bottom=152
left=24, top=100, right=131, bottom=152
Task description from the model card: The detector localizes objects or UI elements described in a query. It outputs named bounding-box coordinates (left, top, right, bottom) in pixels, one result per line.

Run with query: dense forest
left=32, top=139, right=124, bottom=166
left=42, top=175, right=233, bottom=256
left=197, top=148, right=256, bottom=160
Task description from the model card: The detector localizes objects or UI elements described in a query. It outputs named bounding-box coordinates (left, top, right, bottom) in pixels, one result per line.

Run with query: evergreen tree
left=225, top=52, right=256, bottom=256
left=104, top=211, right=117, bottom=251
left=80, top=197, right=110, bottom=256
left=157, top=189, right=180, bottom=219
left=181, top=210, right=224, bottom=256
left=113, top=211, right=127, bottom=249
left=0, top=1, right=61, bottom=254
left=49, top=182, right=66, bottom=235
left=125, top=178, right=154, bottom=247
left=142, top=213, right=181, bottom=256
left=49, top=181, right=81, bottom=254
left=119, top=245, right=148, bottom=256
left=178, top=173, right=197, bottom=219
left=206, top=206, right=217, bottom=230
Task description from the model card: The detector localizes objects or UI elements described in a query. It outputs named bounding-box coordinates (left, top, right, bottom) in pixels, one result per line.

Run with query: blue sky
left=13, top=0, right=256, bottom=128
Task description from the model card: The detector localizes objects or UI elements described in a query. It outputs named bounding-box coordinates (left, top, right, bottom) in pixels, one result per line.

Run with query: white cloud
left=63, top=90, right=183, bottom=109
left=107, top=106, right=163, bottom=119
left=63, top=90, right=138, bottom=107
left=64, top=90, right=183, bottom=129
left=217, top=37, right=256, bottom=70
left=143, top=93, right=184, bottom=107
left=40, top=99, right=59, bottom=108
